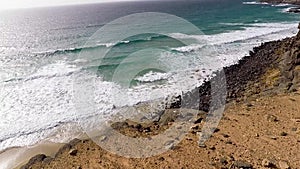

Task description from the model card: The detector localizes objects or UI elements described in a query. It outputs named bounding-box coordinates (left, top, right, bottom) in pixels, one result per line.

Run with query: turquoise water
left=0, top=0, right=299, bottom=161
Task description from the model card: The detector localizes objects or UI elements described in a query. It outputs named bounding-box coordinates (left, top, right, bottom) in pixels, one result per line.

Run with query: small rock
left=280, top=132, right=288, bottom=136
left=134, top=124, right=142, bottom=129
left=220, top=157, right=228, bottom=165
left=225, top=140, right=233, bottom=144
left=99, top=135, right=107, bottom=142
left=291, top=127, right=297, bottom=131
left=164, top=140, right=175, bottom=150
left=278, top=161, right=290, bottom=169
left=143, top=127, right=151, bottom=133
left=158, top=157, right=165, bottom=161
left=69, top=149, right=78, bottom=156
left=233, top=160, right=253, bottom=169
left=186, top=137, right=193, bottom=141
left=209, top=146, right=216, bottom=150
left=291, top=118, right=300, bottom=122
left=198, top=143, right=207, bottom=148
left=191, top=125, right=200, bottom=130
left=266, top=114, right=278, bottom=122
left=214, top=128, right=220, bottom=133
left=262, top=158, right=273, bottom=167
left=194, top=117, right=203, bottom=124
left=222, top=133, right=230, bottom=138
left=246, top=103, right=253, bottom=107
left=289, top=98, right=296, bottom=101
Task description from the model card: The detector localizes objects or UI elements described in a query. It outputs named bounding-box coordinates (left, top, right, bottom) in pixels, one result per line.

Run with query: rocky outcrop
left=260, top=0, right=300, bottom=5
left=288, top=7, right=300, bottom=13
left=20, top=154, right=50, bottom=169
left=20, top=139, right=81, bottom=169
left=175, top=23, right=300, bottom=112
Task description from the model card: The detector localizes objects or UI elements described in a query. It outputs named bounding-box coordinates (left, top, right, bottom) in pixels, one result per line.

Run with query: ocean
left=0, top=0, right=299, bottom=153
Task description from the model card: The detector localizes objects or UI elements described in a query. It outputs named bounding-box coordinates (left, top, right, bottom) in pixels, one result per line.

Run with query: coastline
left=0, top=142, right=63, bottom=169
left=13, top=24, right=300, bottom=169
left=260, top=0, right=300, bottom=5
left=259, top=0, right=300, bottom=13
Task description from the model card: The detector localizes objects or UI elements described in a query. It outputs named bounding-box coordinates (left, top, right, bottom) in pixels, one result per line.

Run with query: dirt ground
left=22, top=91, right=300, bottom=169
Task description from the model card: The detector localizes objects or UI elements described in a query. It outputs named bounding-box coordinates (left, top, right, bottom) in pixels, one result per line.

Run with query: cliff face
left=223, top=23, right=300, bottom=98
left=178, top=23, right=300, bottom=112
left=260, top=0, right=300, bottom=5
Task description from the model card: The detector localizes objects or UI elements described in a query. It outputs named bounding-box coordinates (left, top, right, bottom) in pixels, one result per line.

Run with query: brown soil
left=21, top=91, right=300, bottom=169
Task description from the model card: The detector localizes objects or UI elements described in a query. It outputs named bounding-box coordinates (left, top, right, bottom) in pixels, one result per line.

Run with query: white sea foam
left=281, top=7, right=294, bottom=13
left=271, top=3, right=290, bottom=7
left=243, top=1, right=269, bottom=5
left=218, top=22, right=246, bottom=26
left=134, top=71, right=171, bottom=82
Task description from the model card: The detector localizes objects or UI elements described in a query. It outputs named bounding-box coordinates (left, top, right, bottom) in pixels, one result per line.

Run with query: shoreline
left=0, top=142, right=63, bottom=169
left=259, top=0, right=300, bottom=13
left=257, top=0, right=300, bottom=13
left=10, top=23, right=300, bottom=169
left=260, top=0, right=300, bottom=5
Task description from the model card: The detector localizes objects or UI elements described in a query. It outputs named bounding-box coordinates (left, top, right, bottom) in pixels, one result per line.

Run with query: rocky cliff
left=177, top=23, right=300, bottom=112
left=260, top=0, right=300, bottom=5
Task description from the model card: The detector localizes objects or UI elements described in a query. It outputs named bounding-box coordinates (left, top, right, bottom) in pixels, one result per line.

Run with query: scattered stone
left=266, top=114, right=278, bottom=122
left=56, top=138, right=81, bottom=157
left=278, top=161, right=290, bottom=169
left=158, top=157, right=165, bottom=161
left=209, top=146, right=216, bottom=150
left=280, top=132, right=288, bottom=136
left=194, top=117, right=203, bottom=124
left=164, top=140, right=175, bottom=150
left=186, top=137, right=193, bottom=141
left=269, top=136, right=277, bottom=140
left=262, top=158, right=273, bottom=167
left=225, top=140, right=233, bottom=145
left=143, top=127, right=151, bottom=133
left=222, top=133, right=230, bottom=138
left=199, top=143, right=207, bottom=148
left=99, top=135, right=107, bottom=142
left=291, top=127, right=297, bottom=131
left=233, top=160, right=253, bottom=169
left=220, top=157, right=228, bottom=165
left=214, top=128, right=220, bottom=133
left=246, top=103, right=253, bottom=107
left=69, top=149, right=78, bottom=156
left=134, top=124, right=142, bottom=130
left=291, top=117, right=300, bottom=123
left=289, top=97, right=296, bottom=101
left=191, top=125, right=200, bottom=130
